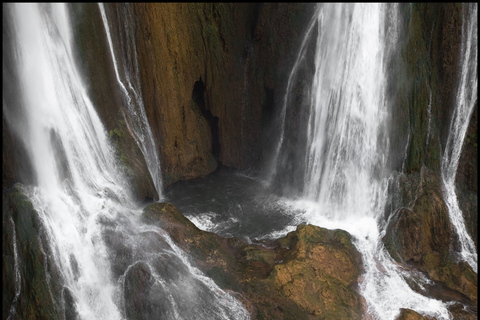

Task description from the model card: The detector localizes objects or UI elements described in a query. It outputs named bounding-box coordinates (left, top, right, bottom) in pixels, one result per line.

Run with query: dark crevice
left=192, top=78, right=220, bottom=161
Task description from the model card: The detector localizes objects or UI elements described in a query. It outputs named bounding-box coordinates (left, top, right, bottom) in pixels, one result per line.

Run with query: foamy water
left=4, top=3, right=249, bottom=319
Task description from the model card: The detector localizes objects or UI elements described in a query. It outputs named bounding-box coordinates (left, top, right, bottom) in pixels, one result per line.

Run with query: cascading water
left=3, top=3, right=248, bottom=319
left=440, top=2, right=477, bottom=272
left=272, top=3, right=456, bottom=319
left=98, top=3, right=164, bottom=198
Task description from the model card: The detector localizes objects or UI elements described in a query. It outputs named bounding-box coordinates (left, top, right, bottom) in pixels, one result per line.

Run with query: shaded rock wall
left=388, top=3, right=464, bottom=174
left=2, top=185, right=66, bottom=320
left=383, top=168, right=477, bottom=309
left=383, top=4, right=478, bottom=316
left=70, top=3, right=157, bottom=202
left=130, top=3, right=315, bottom=186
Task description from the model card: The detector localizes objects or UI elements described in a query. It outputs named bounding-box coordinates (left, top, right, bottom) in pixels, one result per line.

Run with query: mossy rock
left=3, top=184, right=64, bottom=320
left=142, top=203, right=365, bottom=319
left=383, top=170, right=477, bottom=308
left=270, top=224, right=363, bottom=319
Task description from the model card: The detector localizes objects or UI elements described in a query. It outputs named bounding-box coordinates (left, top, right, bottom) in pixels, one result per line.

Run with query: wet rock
left=396, top=308, right=433, bottom=320
left=129, top=3, right=314, bottom=186
left=124, top=261, right=170, bottom=320
left=70, top=3, right=158, bottom=203
left=383, top=169, right=477, bottom=309
left=390, top=3, right=465, bottom=175
left=456, top=102, right=478, bottom=248
left=63, top=286, right=81, bottom=320
left=143, top=202, right=364, bottom=319
left=447, top=302, right=478, bottom=320
left=2, top=184, right=64, bottom=320
left=108, top=118, right=158, bottom=203
left=270, top=224, right=363, bottom=319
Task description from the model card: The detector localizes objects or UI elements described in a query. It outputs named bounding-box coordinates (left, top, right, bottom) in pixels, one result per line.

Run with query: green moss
left=244, top=246, right=276, bottom=266
left=466, top=128, right=477, bottom=147
left=109, top=127, right=124, bottom=139
left=205, top=266, right=237, bottom=290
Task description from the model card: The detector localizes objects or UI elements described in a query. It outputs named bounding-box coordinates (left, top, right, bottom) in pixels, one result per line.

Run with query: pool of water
left=164, top=168, right=304, bottom=241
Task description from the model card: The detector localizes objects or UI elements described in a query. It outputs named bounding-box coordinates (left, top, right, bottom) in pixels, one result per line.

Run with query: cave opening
left=192, top=78, right=220, bottom=161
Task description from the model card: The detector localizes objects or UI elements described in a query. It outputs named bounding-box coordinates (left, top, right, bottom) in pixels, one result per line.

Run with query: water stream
left=440, top=2, right=478, bottom=272
left=4, top=3, right=248, bottom=319
left=267, top=3, right=476, bottom=319
left=98, top=3, right=164, bottom=198
left=169, top=4, right=475, bottom=319
left=3, top=2, right=477, bottom=320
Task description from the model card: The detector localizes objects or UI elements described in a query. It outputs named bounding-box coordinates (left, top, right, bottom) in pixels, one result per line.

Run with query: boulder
left=143, top=202, right=364, bottom=319
left=383, top=169, right=477, bottom=310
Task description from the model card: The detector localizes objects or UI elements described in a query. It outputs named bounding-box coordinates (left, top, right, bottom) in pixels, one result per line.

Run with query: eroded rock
left=383, top=169, right=478, bottom=310
left=143, top=202, right=364, bottom=319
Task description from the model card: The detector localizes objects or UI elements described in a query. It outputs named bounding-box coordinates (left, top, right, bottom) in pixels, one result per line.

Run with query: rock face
left=383, top=168, right=477, bottom=311
left=386, top=2, right=477, bottom=240
left=71, top=3, right=158, bottom=203
left=143, top=202, right=365, bottom=319
left=382, top=4, right=477, bottom=317
left=129, top=3, right=315, bottom=186
left=456, top=102, right=478, bottom=248
left=2, top=185, right=65, bottom=320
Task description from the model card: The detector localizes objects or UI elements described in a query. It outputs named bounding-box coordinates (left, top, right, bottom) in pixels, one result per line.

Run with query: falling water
left=441, top=3, right=477, bottom=272
left=98, top=3, right=164, bottom=198
left=266, top=6, right=320, bottom=184
left=4, top=3, right=248, bottom=319
left=6, top=218, right=21, bottom=320
left=274, top=4, right=452, bottom=319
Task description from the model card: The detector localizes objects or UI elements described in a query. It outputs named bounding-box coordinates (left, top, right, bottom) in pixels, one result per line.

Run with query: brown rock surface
left=143, top=202, right=365, bottom=319
left=396, top=309, right=434, bottom=320
left=130, top=3, right=314, bottom=186
left=383, top=168, right=477, bottom=309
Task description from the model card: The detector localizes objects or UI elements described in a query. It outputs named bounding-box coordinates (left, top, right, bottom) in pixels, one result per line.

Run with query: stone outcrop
left=143, top=202, right=365, bottom=319
left=382, top=4, right=477, bottom=317
left=383, top=168, right=477, bottom=316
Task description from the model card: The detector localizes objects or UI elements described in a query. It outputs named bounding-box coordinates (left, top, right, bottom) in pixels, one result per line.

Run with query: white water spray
left=266, top=6, right=320, bottom=184
left=5, top=3, right=248, bottom=319
left=98, top=3, right=164, bottom=199
left=10, top=3, right=130, bottom=318
left=6, top=217, right=22, bottom=320
left=276, top=4, right=453, bottom=319
left=441, top=3, right=477, bottom=272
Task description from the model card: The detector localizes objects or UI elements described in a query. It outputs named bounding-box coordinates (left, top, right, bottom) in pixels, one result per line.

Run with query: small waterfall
left=8, top=3, right=132, bottom=317
left=4, top=3, right=248, bottom=319
left=98, top=3, right=164, bottom=199
left=441, top=3, right=477, bottom=271
left=266, top=6, right=320, bottom=184
left=6, top=218, right=21, bottom=320
left=274, top=4, right=452, bottom=319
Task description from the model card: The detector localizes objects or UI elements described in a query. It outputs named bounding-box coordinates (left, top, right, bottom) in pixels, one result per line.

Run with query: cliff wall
left=129, top=3, right=314, bottom=186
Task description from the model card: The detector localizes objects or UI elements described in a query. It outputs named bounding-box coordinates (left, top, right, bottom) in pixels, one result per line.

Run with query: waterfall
left=98, top=3, right=164, bottom=199
left=274, top=4, right=453, bottom=319
left=441, top=3, right=477, bottom=272
left=3, top=3, right=248, bottom=319
left=265, top=6, right=320, bottom=185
